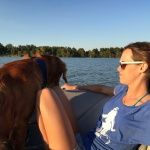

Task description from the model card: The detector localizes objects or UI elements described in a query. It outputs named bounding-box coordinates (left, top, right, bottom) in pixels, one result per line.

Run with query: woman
left=36, top=42, right=150, bottom=150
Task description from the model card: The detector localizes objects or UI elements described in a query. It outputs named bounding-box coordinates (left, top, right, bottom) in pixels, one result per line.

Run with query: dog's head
left=23, top=53, right=67, bottom=87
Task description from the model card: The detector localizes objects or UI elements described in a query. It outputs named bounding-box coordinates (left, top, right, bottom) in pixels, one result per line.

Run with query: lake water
left=0, top=57, right=120, bottom=87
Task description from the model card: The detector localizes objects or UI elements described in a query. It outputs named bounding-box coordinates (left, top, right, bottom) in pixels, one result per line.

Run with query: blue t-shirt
left=82, top=84, right=150, bottom=150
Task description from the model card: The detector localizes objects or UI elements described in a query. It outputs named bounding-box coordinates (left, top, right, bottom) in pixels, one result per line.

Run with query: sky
left=1, top=0, right=150, bottom=51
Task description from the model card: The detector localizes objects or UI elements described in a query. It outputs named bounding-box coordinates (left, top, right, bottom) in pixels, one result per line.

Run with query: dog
left=0, top=53, right=67, bottom=150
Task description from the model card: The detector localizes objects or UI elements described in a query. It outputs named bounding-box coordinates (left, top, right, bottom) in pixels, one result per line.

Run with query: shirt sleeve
left=114, top=84, right=127, bottom=95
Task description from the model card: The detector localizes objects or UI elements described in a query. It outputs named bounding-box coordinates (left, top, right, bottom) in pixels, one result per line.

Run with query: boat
left=25, top=90, right=149, bottom=150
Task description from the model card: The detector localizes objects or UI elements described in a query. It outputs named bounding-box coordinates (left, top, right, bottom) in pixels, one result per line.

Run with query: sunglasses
left=119, top=61, right=144, bottom=69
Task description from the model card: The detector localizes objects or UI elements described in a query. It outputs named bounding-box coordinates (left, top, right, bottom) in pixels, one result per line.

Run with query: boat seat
left=25, top=90, right=150, bottom=150
left=65, top=90, right=111, bottom=136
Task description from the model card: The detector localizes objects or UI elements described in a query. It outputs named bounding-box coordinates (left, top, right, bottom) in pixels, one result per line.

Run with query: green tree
left=0, top=42, right=124, bottom=58
left=12, top=47, right=18, bottom=56
left=5, top=44, right=13, bottom=55
left=85, top=50, right=90, bottom=57
left=0, top=43, right=7, bottom=55
left=91, top=48, right=99, bottom=57
left=78, top=48, right=85, bottom=57
left=71, top=47, right=78, bottom=57
left=39, top=46, right=45, bottom=54
left=114, top=47, right=121, bottom=58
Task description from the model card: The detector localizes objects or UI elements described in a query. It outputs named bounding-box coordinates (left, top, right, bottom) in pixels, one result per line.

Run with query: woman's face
left=117, top=48, right=143, bottom=85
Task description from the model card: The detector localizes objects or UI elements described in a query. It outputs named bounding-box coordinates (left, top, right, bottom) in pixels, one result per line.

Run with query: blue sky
left=1, top=0, right=150, bottom=51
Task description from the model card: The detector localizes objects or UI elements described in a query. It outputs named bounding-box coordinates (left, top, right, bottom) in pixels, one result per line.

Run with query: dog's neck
left=31, top=57, right=47, bottom=88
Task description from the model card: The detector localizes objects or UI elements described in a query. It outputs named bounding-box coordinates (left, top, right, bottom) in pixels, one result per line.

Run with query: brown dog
left=0, top=53, right=67, bottom=150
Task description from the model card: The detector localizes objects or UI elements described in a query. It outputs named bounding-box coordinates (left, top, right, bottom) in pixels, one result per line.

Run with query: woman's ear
left=140, top=63, right=149, bottom=73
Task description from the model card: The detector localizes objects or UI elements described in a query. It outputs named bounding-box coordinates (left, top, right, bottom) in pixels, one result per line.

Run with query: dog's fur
left=0, top=53, right=67, bottom=149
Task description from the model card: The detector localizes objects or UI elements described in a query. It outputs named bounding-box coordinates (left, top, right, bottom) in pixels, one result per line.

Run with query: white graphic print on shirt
left=95, top=107, right=119, bottom=144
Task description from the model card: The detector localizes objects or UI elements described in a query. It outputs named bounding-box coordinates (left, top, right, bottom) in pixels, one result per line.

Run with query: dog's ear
left=62, top=71, right=68, bottom=83
left=35, top=52, right=42, bottom=58
left=23, top=54, right=30, bottom=59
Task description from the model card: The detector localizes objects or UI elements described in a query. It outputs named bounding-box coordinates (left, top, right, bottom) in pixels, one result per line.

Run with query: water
left=61, top=58, right=120, bottom=86
left=0, top=56, right=22, bottom=65
left=0, top=57, right=120, bottom=87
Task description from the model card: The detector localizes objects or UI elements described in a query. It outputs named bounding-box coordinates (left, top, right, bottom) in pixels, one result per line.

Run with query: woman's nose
left=117, top=65, right=121, bottom=72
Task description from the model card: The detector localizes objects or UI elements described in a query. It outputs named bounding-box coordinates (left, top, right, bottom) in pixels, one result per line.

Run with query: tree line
left=0, top=43, right=124, bottom=58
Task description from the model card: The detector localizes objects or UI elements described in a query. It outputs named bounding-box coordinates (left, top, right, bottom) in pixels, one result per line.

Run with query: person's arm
left=61, top=84, right=115, bottom=96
